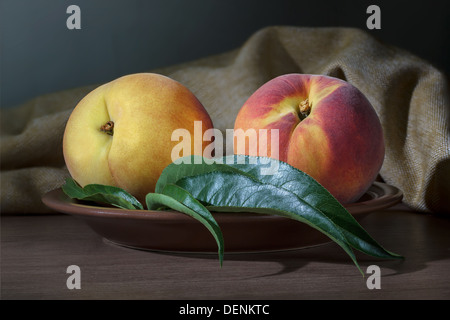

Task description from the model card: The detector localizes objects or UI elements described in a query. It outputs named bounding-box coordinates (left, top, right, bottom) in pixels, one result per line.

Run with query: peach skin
left=63, top=73, right=214, bottom=204
left=234, top=73, right=385, bottom=204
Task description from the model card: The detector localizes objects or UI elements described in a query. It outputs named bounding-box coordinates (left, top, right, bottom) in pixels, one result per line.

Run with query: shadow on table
left=123, top=209, right=450, bottom=278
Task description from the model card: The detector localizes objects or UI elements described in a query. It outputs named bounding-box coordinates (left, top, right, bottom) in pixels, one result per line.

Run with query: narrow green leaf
left=174, top=171, right=363, bottom=275
left=146, top=184, right=224, bottom=266
left=61, top=178, right=144, bottom=210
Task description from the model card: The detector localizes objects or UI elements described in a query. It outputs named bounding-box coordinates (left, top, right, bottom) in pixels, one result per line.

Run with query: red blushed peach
left=233, top=73, right=385, bottom=204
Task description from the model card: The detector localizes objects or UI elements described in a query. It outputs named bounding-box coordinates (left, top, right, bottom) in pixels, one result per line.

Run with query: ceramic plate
left=42, top=182, right=402, bottom=254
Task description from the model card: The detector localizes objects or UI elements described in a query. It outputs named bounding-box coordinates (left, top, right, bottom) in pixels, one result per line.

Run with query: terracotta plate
left=42, top=182, right=402, bottom=254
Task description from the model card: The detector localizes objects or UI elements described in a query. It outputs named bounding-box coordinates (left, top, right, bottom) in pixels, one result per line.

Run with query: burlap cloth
left=1, top=26, right=449, bottom=215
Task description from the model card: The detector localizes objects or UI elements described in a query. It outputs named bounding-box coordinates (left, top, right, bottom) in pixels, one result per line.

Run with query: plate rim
left=42, top=181, right=403, bottom=221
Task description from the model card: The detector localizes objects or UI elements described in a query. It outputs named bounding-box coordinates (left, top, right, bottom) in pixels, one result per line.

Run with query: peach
left=233, top=74, right=385, bottom=204
left=63, top=73, right=214, bottom=204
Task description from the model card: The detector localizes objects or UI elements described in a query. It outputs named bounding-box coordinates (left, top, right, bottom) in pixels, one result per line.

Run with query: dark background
left=1, top=0, right=449, bottom=108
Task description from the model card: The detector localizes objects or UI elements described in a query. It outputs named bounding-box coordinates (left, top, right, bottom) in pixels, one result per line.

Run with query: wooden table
left=1, top=203, right=450, bottom=300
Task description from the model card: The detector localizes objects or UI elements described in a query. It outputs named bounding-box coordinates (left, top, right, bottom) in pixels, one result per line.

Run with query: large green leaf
left=157, top=155, right=402, bottom=261
left=221, top=155, right=402, bottom=260
left=174, top=170, right=364, bottom=274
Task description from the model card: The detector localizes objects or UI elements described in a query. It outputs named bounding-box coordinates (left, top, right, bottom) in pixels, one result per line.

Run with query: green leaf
left=62, top=154, right=402, bottom=273
left=174, top=170, right=365, bottom=274
left=156, top=155, right=403, bottom=273
left=61, top=178, right=144, bottom=210
left=221, top=155, right=403, bottom=260
left=146, top=184, right=224, bottom=266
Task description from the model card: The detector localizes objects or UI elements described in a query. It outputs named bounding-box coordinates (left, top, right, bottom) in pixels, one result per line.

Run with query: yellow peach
left=63, top=73, right=214, bottom=204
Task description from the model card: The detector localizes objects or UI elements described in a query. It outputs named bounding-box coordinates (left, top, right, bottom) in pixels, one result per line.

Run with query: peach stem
left=299, top=99, right=311, bottom=120
left=100, top=121, right=114, bottom=136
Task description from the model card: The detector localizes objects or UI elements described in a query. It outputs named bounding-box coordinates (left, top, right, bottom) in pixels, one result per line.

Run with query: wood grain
left=1, top=204, right=450, bottom=300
